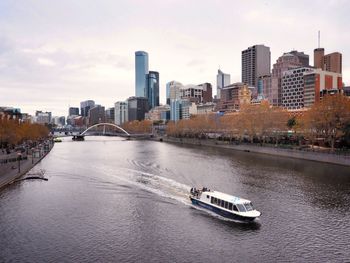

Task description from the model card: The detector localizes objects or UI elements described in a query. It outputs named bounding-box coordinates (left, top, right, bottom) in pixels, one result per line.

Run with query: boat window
left=221, top=200, right=224, bottom=207
left=236, top=204, right=246, bottom=212
left=207, top=195, right=210, bottom=199
left=224, top=202, right=228, bottom=209
left=245, top=203, right=254, bottom=211
left=233, top=205, right=238, bottom=212
left=228, top=203, right=233, bottom=210
left=211, top=197, right=214, bottom=204
left=214, top=198, right=217, bottom=204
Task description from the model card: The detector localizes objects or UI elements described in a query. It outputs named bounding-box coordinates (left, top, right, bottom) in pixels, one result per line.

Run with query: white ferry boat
left=189, top=187, right=261, bottom=222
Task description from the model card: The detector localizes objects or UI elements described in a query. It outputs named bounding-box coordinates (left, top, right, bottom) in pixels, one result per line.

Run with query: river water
left=0, top=137, right=349, bottom=262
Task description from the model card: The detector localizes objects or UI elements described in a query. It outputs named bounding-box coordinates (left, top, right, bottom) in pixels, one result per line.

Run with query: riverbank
left=0, top=140, right=54, bottom=190
left=158, top=136, right=350, bottom=167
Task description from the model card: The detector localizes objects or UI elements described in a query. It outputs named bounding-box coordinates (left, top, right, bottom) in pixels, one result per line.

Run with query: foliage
left=165, top=95, right=350, bottom=150
left=122, top=120, right=152, bottom=134
left=0, top=118, right=50, bottom=147
left=299, top=94, right=350, bottom=151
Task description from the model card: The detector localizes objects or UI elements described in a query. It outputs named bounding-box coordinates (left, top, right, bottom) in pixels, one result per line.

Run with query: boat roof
left=206, top=191, right=251, bottom=204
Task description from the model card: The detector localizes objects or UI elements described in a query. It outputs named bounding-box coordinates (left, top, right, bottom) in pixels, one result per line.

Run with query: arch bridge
left=72, top=123, right=130, bottom=140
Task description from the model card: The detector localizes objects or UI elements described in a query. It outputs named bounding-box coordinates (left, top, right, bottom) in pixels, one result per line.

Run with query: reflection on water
left=0, top=136, right=349, bottom=262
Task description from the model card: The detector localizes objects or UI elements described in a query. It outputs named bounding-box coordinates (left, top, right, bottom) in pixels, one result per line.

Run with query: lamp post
left=17, top=152, right=22, bottom=173
left=31, top=148, right=35, bottom=164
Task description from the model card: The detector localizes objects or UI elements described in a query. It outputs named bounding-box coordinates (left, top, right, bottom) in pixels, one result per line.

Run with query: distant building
left=289, top=50, right=309, bottom=67
left=217, top=83, right=253, bottom=112
left=180, top=83, right=212, bottom=104
left=168, top=81, right=183, bottom=101
left=114, top=101, right=128, bottom=125
left=192, top=102, right=216, bottom=115
left=35, top=111, right=51, bottom=124
left=267, top=51, right=307, bottom=106
left=303, top=69, right=342, bottom=107
left=147, top=71, right=160, bottom=109
left=145, top=105, right=170, bottom=122
left=105, top=107, right=115, bottom=123
left=80, top=100, right=95, bottom=117
left=52, top=116, right=66, bottom=127
left=88, top=105, right=105, bottom=125
left=0, top=107, right=22, bottom=120
left=68, top=107, right=79, bottom=116
left=127, top=97, right=149, bottom=121
left=242, top=44, right=271, bottom=87
left=135, top=51, right=149, bottom=97
left=216, top=69, right=230, bottom=99
left=198, top=83, right=213, bottom=103
left=281, top=67, right=313, bottom=109
left=170, top=99, right=181, bottom=122
left=314, top=48, right=342, bottom=74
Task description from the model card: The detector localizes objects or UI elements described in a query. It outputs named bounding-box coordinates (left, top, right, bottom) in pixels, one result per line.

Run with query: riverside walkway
left=0, top=140, right=54, bottom=189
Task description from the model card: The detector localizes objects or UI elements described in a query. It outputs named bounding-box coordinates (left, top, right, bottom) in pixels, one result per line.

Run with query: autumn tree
left=302, top=94, right=350, bottom=151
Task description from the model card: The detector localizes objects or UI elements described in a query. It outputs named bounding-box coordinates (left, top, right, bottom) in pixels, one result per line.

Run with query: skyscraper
left=135, top=51, right=149, bottom=97
left=68, top=107, right=79, bottom=116
left=80, top=100, right=95, bottom=117
left=147, top=71, right=159, bottom=109
left=216, top=69, right=230, bottom=99
left=242, top=45, right=271, bottom=87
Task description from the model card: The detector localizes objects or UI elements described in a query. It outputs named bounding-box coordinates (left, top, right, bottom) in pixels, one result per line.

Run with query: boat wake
left=96, top=166, right=255, bottom=224
left=96, top=166, right=192, bottom=207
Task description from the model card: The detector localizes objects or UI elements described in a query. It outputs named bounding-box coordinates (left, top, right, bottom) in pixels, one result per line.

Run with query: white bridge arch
left=80, top=123, right=130, bottom=136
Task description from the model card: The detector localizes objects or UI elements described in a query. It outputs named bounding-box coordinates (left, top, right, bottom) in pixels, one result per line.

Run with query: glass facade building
left=135, top=51, right=149, bottom=97
left=147, top=71, right=159, bottom=109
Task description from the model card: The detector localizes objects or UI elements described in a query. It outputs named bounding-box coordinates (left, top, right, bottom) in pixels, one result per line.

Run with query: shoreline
left=156, top=136, right=350, bottom=167
left=0, top=140, right=54, bottom=190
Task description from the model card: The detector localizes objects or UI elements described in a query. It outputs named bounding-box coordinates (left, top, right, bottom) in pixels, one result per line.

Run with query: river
left=0, top=136, right=349, bottom=262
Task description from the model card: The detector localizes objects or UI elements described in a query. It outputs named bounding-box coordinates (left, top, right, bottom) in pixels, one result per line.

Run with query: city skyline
left=0, top=0, right=349, bottom=116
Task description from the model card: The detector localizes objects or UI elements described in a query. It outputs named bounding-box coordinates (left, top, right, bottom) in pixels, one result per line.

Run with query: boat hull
left=190, top=197, right=257, bottom=222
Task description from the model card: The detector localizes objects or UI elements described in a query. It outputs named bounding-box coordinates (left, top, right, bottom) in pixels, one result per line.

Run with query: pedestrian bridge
left=69, top=123, right=152, bottom=141
left=80, top=123, right=130, bottom=136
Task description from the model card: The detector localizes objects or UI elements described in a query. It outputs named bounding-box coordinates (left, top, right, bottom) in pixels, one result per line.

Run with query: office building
left=217, top=83, right=253, bottom=112
left=216, top=69, right=230, bottom=99
left=147, top=71, right=159, bottom=109
left=127, top=97, right=149, bottom=121
left=68, top=107, right=79, bottom=116
left=52, top=116, right=66, bottom=127
left=35, top=111, right=51, bottom=124
left=303, top=69, right=342, bottom=107
left=170, top=99, right=181, bottom=122
left=145, top=105, right=170, bottom=122
left=242, top=45, right=271, bottom=87
left=80, top=100, right=95, bottom=117
left=135, top=51, right=149, bottom=97
left=266, top=51, right=307, bottom=106
left=198, top=83, right=213, bottom=103
left=88, top=105, right=105, bottom=125
left=114, top=101, right=128, bottom=125
left=281, top=67, right=313, bottom=109
left=314, top=48, right=342, bottom=74
left=289, top=50, right=309, bottom=67
left=105, top=107, right=115, bottom=123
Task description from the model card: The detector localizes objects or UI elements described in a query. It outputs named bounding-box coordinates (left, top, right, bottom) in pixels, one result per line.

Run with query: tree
left=303, top=94, right=350, bottom=151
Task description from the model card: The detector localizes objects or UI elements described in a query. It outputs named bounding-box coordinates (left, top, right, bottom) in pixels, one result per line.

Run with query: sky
left=0, top=0, right=349, bottom=116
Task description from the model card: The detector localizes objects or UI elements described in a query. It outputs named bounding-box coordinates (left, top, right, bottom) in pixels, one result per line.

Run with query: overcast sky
left=0, top=0, right=349, bottom=116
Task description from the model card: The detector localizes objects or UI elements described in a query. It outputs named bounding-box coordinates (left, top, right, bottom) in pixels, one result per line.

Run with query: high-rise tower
left=242, top=45, right=271, bottom=87
left=135, top=51, right=149, bottom=97
left=216, top=69, right=230, bottom=99
left=147, top=71, right=159, bottom=109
